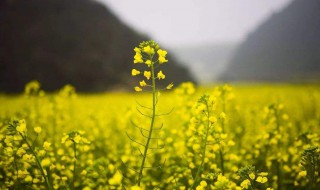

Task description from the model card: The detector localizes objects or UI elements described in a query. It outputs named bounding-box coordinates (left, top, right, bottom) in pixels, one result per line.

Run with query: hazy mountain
left=0, top=0, right=195, bottom=93
left=220, top=0, right=320, bottom=82
left=170, top=43, right=238, bottom=83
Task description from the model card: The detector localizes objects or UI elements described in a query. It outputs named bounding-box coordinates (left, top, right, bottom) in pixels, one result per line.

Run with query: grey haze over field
left=97, top=0, right=295, bottom=83
left=98, top=0, right=293, bottom=46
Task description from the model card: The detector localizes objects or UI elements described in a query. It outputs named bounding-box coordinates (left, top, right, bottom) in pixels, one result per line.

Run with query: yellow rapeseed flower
left=159, top=56, right=168, bottom=64
left=132, top=69, right=141, bottom=76
left=157, top=70, right=165, bottom=79
left=134, top=86, right=142, bottom=92
left=158, top=49, right=168, bottom=64
left=145, top=60, right=152, bottom=66
left=192, top=144, right=201, bottom=152
left=25, top=175, right=33, bottom=182
left=139, top=80, right=147, bottom=87
left=134, top=53, right=143, bottom=63
left=220, top=112, right=226, bottom=119
left=73, top=135, right=82, bottom=143
left=157, top=49, right=167, bottom=57
left=240, top=179, right=250, bottom=189
left=43, top=141, right=51, bottom=150
left=134, top=47, right=141, bottom=53
left=256, top=176, right=268, bottom=183
left=61, top=134, right=69, bottom=144
left=143, top=46, right=155, bottom=55
left=209, top=116, right=217, bottom=123
left=34, top=126, right=42, bottom=134
left=108, top=171, right=123, bottom=185
left=249, top=173, right=255, bottom=180
left=16, top=119, right=27, bottom=134
left=16, top=147, right=26, bottom=157
left=144, top=71, right=151, bottom=80
left=18, top=170, right=28, bottom=179
left=200, top=180, right=207, bottom=187
left=298, top=170, right=307, bottom=177
left=41, top=158, right=51, bottom=167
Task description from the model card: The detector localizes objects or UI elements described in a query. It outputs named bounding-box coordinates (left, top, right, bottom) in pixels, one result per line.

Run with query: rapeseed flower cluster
left=131, top=40, right=172, bottom=91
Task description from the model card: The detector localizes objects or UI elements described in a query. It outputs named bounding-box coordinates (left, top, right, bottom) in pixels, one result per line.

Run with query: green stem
left=137, top=62, right=157, bottom=186
left=249, top=179, right=255, bottom=190
left=191, top=103, right=211, bottom=189
left=13, top=157, right=20, bottom=187
left=219, top=149, right=225, bottom=175
left=309, top=155, right=316, bottom=190
left=21, top=134, right=53, bottom=190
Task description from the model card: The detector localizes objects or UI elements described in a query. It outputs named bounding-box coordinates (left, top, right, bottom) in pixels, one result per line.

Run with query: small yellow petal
left=132, top=69, right=141, bottom=76
left=139, top=80, right=147, bottom=87
left=134, top=86, right=142, bottom=92
left=144, top=71, right=151, bottom=80
left=159, top=56, right=168, bottom=64
left=249, top=173, right=255, bottom=180
left=157, top=70, right=165, bottom=79
left=256, top=176, right=268, bottom=183
left=34, top=126, right=42, bottom=134
left=166, top=83, right=174, bottom=89
left=145, top=60, right=152, bottom=65
left=157, top=49, right=167, bottom=57
left=143, top=46, right=154, bottom=55
left=134, top=47, right=141, bottom=53
left=134, top=53, right=143, bottom=63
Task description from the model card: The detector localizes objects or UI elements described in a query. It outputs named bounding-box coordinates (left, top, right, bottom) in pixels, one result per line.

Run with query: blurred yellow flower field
left=0, top=81, right=319, bottom=190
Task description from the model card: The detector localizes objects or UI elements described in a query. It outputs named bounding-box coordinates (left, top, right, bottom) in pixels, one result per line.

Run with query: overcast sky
left=98, top=0, right=293, bottom=47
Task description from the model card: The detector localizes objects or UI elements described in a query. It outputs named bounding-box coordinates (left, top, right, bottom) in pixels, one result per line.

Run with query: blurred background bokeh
left=1, top=0, right=319, bottom=93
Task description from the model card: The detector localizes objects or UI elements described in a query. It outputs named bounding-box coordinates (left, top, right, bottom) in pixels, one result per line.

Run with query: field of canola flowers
left=0, top=41, right=320, bottom=190
left=0, top=82, right=319, bottom=190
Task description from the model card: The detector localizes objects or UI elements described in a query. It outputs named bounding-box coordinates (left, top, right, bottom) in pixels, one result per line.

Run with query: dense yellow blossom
left=0, top=80, right=319, bottom=189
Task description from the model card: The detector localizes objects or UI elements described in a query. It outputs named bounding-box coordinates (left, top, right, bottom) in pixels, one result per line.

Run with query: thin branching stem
left=21, top=133, right=53, bottom=190
left=137, top=60, right=157, bottom=186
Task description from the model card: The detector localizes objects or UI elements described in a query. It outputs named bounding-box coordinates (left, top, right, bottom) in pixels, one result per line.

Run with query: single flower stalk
left=129, top=40, right=173, bottom=187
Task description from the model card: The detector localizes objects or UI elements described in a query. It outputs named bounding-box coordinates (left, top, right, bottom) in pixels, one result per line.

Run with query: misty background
left=99, top=0, right=293, bottom=82
left=0, top=0, right=319, bottom=92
